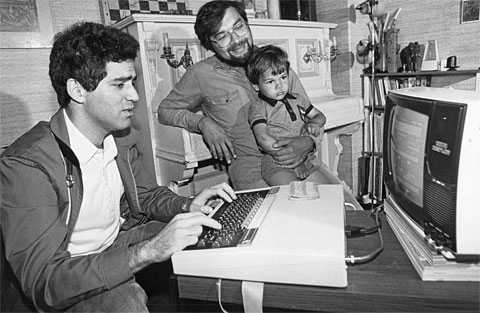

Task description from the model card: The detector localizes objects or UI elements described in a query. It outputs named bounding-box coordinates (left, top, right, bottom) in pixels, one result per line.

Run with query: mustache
left=227, top=39, right=249, bottom=52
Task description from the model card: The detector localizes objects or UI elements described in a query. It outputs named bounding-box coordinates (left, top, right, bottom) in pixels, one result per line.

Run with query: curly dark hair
left=246, top=45, right=290, bottom=85
left=194, top=0, right=248, bottom=52
left=49, top=21, right=139, bottom=108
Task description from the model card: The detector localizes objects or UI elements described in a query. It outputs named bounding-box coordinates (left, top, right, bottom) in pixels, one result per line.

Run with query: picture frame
left=0, top=0, right=54, bottom=48
left=461, top=0, right=480, bottom=24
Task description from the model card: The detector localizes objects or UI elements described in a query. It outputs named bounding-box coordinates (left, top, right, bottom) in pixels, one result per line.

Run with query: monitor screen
left=389, top=106, right=429, bottom=208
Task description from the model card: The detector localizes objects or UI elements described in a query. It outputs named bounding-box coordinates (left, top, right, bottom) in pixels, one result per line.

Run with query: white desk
left=172, top=184, right=348, bottom=287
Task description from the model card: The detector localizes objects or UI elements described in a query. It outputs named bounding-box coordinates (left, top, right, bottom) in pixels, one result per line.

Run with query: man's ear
left=252, top=83, right=260, bottom=92
left=66, top=78, right=86, bottom=104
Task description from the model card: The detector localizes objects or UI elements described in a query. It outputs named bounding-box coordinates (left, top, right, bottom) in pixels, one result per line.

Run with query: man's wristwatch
left=181, top=197, right=194, bottom=212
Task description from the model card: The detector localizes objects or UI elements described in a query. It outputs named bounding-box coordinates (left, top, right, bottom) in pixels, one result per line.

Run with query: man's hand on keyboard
left=189, top=182, right=237, bottom=214
left=128, top=212, right=222, bottom=269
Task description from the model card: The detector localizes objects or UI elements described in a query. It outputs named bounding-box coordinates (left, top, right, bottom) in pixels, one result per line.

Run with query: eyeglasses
left=210, top=21, right=249, bottom=48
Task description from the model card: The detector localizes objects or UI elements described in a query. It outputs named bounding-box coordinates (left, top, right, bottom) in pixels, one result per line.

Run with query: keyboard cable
left=344, top=202, right=358, bottom=210
left=216, top=278, right=230, bottom=313
left=345, top=205, right=385, bottom=264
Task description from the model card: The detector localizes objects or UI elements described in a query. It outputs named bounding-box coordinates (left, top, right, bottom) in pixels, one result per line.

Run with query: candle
left=296, top=0, right=301, bottom=20
left=163, top=33, right=170, bottom=48
left=266, top=0, right=280, bottom=19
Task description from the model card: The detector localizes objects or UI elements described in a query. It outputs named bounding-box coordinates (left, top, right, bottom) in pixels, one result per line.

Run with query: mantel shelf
left=361, top=69, right=479, bottom=78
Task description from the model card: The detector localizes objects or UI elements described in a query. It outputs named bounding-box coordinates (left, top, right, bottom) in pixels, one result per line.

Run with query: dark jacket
left=0, top=109, right=188, bottom=311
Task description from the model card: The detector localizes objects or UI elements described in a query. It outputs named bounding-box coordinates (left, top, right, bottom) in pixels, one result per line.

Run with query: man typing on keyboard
left=0, top=21, right=237, bottom=312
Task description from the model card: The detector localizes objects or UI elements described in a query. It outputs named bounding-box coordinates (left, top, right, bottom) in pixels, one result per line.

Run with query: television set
left=383, top=87, right=480, bottom=261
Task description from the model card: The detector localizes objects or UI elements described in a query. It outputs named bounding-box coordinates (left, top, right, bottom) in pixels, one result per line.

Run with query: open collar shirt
left=63, top=110, right=124, bottom=256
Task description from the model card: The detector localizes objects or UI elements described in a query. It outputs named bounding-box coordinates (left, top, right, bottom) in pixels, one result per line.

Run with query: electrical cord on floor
left=216, top=278, right=229, bottom=313
left=345, top=205, right=385, bottom=265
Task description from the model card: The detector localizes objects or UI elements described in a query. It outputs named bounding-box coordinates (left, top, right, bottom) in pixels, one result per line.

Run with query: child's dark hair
left=49, top=22, right=139, bottom=108
left=246, top=45, right=290, bottom=85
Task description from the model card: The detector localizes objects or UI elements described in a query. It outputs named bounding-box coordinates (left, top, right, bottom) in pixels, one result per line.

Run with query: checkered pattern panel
left=106, top=0, right=189, bottom=24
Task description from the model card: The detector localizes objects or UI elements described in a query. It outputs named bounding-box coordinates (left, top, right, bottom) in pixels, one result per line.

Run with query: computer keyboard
left=187, top=187, right=279, bottom=250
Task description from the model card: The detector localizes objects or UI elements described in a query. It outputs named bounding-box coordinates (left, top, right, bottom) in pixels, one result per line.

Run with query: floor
left=139, top=261, right=225, bottom=313
left=2, top=257, right=307, bottom=312
left=136, top=262, right=175, bottom=312
left=141, top=262, right=314, bottom=313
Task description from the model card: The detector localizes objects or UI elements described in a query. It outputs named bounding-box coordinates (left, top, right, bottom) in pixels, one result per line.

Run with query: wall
left=317, top=0, right=480, bottom=97
left=0, top=0, right=105, bottom=148
left=314, top=0, right=363, bottom=96
left=0, top=0, right=244, bottom=148
left=2, top=0, right=479, bottom=148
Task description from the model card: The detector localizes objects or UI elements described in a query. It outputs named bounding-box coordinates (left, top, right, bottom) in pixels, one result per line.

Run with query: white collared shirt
left=63, top=110, right=125, bottom=256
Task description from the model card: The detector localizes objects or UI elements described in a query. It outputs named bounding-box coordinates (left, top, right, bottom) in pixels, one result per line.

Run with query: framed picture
left=0, top=0, right=54, bottom=48
left=461, top=0, right=480, bottom=23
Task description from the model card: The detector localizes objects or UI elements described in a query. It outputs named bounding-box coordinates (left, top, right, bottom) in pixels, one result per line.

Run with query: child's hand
left=294, top=163, right=309, bottom=179
left=304, top=123, right=324, bottom=138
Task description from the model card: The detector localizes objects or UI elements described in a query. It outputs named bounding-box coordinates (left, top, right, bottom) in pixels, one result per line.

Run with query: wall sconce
left=160, top=33, right=194, bottom=69
left=303, top=46, right=328, bottom=64
left=303, top=37, right=339, bottom=64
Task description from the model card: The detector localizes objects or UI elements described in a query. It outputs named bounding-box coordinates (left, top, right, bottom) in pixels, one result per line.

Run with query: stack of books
left=384, top=199, right=480, bottom=281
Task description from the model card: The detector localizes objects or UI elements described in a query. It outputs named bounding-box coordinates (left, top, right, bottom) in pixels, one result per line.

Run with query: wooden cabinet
left=115, top=14, right=364, bottom=197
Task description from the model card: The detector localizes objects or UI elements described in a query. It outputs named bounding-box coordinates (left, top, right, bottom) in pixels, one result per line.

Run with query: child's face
left=254, top=69, right=289, bottom=101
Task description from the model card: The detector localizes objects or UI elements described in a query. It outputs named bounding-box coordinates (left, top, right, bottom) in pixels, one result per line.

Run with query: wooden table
left=169, top=211, right=480, bottom=312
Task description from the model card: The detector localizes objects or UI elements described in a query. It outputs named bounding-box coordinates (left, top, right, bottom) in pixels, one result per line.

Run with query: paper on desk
left=288, top=181, right=320, bottom=200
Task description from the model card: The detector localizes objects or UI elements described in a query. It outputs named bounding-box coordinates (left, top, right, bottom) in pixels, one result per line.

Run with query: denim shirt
left=157, top=55, right=309, bottom=189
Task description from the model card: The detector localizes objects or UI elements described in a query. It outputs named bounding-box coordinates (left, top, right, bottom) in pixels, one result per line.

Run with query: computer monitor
left=383, top=87, right=480, bottom=260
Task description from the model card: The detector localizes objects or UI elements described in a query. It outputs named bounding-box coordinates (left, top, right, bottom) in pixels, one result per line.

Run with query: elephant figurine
left=398, top=42, right=422, bottom=72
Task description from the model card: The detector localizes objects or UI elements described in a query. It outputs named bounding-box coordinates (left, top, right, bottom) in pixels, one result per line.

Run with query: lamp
left=356, top=0, right=385, bottom=207
left=355, top=0, right=386, bottom=72
left=160, top=33, right=194, bottom=69
left=355, top=0, right=385, bottom=17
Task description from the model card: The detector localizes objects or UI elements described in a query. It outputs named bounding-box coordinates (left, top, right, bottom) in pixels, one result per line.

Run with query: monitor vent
left=424, top=179, right=457, bottom=250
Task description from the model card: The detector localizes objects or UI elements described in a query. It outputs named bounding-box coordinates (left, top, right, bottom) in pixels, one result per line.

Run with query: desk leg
left=169, top=274, right=183, bottom=313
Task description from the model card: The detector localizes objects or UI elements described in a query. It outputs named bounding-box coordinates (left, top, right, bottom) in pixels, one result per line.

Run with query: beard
left=221, top=39, right=254, bottom=67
